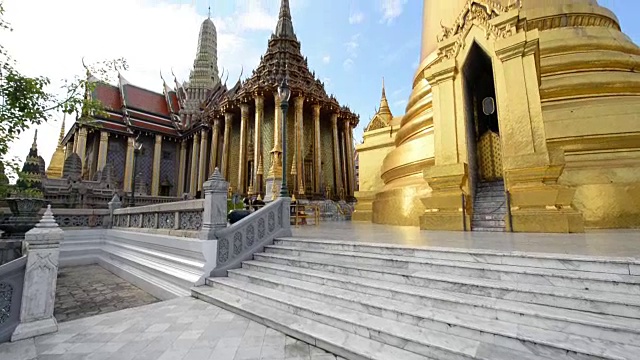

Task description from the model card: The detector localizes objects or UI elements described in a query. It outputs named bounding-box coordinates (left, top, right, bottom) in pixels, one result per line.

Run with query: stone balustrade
left=0, top=208, right=110, bottom=230
left=111, top=198, right=204, bottom=238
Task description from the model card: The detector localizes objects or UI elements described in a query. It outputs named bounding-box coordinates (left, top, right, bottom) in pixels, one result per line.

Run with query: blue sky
left=3, top=0, right=639, bottom=165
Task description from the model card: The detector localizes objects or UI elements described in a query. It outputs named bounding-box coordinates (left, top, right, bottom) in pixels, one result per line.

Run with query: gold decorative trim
left=381, top=158, right=434, bottom=184
left=523, top=13, right=619, bottom=33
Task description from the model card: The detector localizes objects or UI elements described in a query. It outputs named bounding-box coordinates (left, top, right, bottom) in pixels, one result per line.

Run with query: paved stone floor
left=55, top=265, right=159, bottom=322
left=293, top=222, right=640, bottom=258
left=0, top=297, right=342, bottom=360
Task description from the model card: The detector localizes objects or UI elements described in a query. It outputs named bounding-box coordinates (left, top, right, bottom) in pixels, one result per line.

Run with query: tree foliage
left=0, top=2, right=128, bottom=161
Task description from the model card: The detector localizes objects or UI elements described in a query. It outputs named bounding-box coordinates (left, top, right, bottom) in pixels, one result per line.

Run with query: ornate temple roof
left=365, top=79, right=393, bottom=132
left=204, top=0, right=359, bottom=126
left=17, top=130, right=44, bottom=192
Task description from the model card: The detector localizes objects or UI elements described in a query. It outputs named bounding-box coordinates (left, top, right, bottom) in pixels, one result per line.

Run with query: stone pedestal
left=352, top=191, right=375, bottom=222
left=264, top=178, right=283, bottom=202
left=419, top=163, right=470, bottom=231
left=12, top=205, right=62, bottom=341
left=199, top=168, right=229, bottom=241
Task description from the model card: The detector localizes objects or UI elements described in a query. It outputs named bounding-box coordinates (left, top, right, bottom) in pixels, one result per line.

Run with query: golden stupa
left=355, top=0, right=640, bottom=232
left=45, top=115, right=67, bottom=179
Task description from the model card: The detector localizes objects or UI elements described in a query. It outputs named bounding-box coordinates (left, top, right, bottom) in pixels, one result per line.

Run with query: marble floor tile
left=1, top=298, right=337, bottom=360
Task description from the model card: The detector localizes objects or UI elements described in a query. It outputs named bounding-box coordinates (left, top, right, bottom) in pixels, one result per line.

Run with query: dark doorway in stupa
left=463, top=43, right=503, bottom=185
left=463, top=43, right=507, bottom=232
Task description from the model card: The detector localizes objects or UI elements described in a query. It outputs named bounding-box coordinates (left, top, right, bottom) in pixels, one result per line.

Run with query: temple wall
left=262, top=104, right=275, bottom=191
left=160, top=140, right=177, bottom=196
left=137, top=135, right=155, bottom=195
left=106, top=136, right=127, bottom=189
left=320, top=119, right=335, bottom=194
left=228, top=117, right=241, bottom=192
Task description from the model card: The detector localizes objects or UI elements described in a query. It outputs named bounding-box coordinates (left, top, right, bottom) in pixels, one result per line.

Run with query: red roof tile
left=94, top=84, right=122, bottom=111
left=123, top=85, right=170, bottom=117
left=129, top=119, right=179, bottom=137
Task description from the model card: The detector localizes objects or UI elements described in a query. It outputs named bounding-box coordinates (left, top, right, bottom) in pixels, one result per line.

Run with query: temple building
left=355, top=0, right=640, bottom=232
left=47, top=0, right=358, bottom=204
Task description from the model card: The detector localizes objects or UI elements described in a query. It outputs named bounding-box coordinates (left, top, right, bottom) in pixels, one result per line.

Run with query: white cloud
left=348, top=11, right=365, bottom=25
left=379, top=0, right=408, bottom=25
left=345, top=33, right=361, bottom=58
left=343, top=59, right=354, bottom=71
left=393, top=99, right=408, bottom=108
left=322, top=55, right=331, bottom=64
left=1, top=0, right=279, bottom=168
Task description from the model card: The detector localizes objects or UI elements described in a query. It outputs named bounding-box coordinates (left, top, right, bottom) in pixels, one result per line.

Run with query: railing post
left=199, top=168, right=229, bottom=240
left=11, top=205, right=62, bottom=341
left=506, top=190, right=513, bottom=232
left=108, top=194, right=122, bottom=229
left=462, top=193, right=467, bottom=232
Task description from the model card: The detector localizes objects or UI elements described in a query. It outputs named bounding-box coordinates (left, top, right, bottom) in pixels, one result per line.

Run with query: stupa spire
left=275, top=0, right=297, bottom=40
left=57, top=114, right=66, bottom=146
left=378, top=77, right=392, bottom=116
left=32, top=129, right=38, bottom=150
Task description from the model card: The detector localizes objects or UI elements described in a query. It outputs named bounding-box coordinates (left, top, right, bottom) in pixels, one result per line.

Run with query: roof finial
left=208, top=5, right=211, bottom=18
left=32, top=129, right=38, bottom=150
left=382, top=77, right=386, bottom=98
left=275, top=0, right=296, bottom=40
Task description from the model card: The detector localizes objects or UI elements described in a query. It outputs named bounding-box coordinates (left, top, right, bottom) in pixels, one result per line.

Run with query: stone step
left=474, top=194, right=506, bottom=201
left=473, top=200, right=507, bottom=210
left=191, top=286, right=433, bottom=360
left=202, top=277, right=552, bottom=360
left=472, top=213, right=506, bottom=221
left=470, top=219, right=505, bottom=228
left=273, top=238, right=640, bottom=275
left=225, top=267, right=638, bottom=360
left=477, top=181, right=504, bottom=189
left=263, top=245, right=640, bottom=295
left=471, top=226, right=505, bottom=232
left=255, top=252, right=640, bottom=319
left=242, top=259, right=640, bottom=345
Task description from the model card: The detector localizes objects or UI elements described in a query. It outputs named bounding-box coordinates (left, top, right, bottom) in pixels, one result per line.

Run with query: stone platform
left=0, top=297, right=344, bottom=360
left=55, top=265, right=159, bottom=322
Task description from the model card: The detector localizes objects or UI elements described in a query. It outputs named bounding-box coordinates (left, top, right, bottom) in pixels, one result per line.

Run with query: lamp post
left=278, top=78, right=291, bottom=198
left=131, top=136, right=143, bottom=207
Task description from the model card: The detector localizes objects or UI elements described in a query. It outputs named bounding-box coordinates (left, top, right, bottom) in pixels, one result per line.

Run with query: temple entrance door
left=463, top=43, right=503, bottom=184
left=463, top=43, right=507, bottom=232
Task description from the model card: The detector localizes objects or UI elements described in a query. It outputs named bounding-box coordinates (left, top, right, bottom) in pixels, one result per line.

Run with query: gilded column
left=254, top=95, right=264, bottom=194
left=238, top=103, right=250, bottom=194
left=221, top=112, right=233, bottom=180
left=177, top=140, right=187, bottom=196
left=198, top=128, right=209, bottom=192
left=268, top=93, right=283, bottom=179
left=330, top=113, right=343, bottom=198
left=151, top=134, right=162, bottom=196
left=96, top=131, right=109, bottom=172
left=123, top=136, right=135, bottom=193
left=340, top=125, right=349, bottom=196
left=312, top=104, right=321, bottom=193
left=209, top=119, right=221, bottom=175
left=294, top=96, right=305, bottom=195
left=343, top=120, right=355, bottom=197
left=75, top=127, right=88, bottom=171
left=189, top=132, right=200, bottom=197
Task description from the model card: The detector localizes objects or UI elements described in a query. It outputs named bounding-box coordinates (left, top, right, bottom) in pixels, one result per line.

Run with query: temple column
left=123, top=137, right=135, bottom=193
left=330, top=113, right=343, bottom=198
left=343, top=120, right=355, bottom=197
left=312, top=104, right=321, bottom=194
left=340, top=125, right=349, bottom=197
left=265, top=93, right=283, bottom=201
left=96, top=131, right=109, bottom=172
left=254, top=95, right=264, bottom=195
left=294, top=96, right=305, bottom=195
left=151, top=134, right=162, bottom=196
left=177, top=140, right=187, bottom=196
left=189, top=132, right=200, bottom=197
left=221, top=112, right=233, bottom=180
left=209, top=119, right=221, bottom=175
left=75, top=127, right=88, bottom=174
left=198, top=128, right=209, bottom=193
left=237, top=103, right=250, bottom=194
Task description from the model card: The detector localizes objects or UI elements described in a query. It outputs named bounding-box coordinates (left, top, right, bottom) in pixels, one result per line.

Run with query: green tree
left=0, top=2, right=128, bottom=161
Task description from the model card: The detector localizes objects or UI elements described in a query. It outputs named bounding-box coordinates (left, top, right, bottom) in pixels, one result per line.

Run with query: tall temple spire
left=188, top=15, right=220, bottom=89
left=275, top=0, right=297, bottom=40
left=378, top=77, right=392, bottom=116
left=58, top=114, right=66, bottom=146
left=32, top=129, right=38, bottom=150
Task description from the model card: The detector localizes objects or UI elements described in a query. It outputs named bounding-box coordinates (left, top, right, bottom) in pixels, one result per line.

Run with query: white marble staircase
left=192, top=237, right=640, bottom=360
